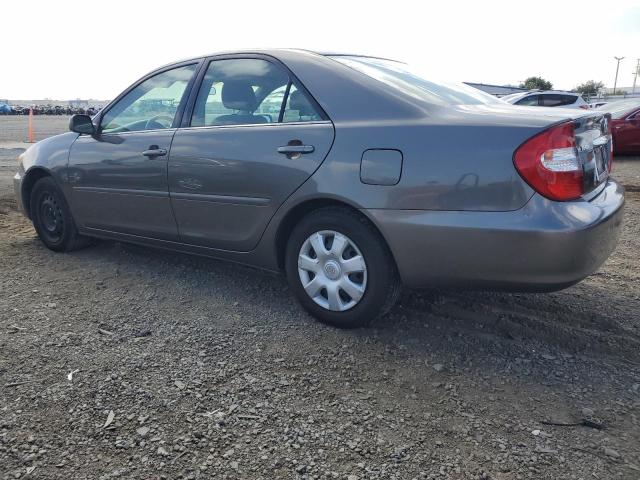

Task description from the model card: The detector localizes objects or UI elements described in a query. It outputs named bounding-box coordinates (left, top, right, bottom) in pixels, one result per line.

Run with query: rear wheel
left=30, top=177, right=91, bottom=252
left=285, top=207, right=400, bottom=328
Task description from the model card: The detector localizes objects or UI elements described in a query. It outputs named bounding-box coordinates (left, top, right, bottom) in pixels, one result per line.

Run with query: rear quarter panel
left=312, top=119, right=537, bottom=211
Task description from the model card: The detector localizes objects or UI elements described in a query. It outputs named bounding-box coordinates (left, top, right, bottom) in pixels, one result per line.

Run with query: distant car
left=13, top=50, right=624, bottom=328
left=502, top=91, right=589, bottom=109
left=0, top=103, right=12, bottom=114
left=598, top=100, right=640, bottom=154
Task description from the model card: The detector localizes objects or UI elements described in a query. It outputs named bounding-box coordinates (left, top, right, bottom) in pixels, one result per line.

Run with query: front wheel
left=285, top=207, right=400, bottom=328
left=30, top=176, right=91, bottom=252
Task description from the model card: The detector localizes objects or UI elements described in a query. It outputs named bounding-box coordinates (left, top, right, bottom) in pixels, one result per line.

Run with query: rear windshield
left=331, top=56, right=500, bottom=106
left=597, top=100, right=640, bottom=119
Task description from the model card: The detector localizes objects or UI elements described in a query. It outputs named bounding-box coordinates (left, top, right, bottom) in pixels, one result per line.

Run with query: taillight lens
left=513, top=121, right=583, bottom=201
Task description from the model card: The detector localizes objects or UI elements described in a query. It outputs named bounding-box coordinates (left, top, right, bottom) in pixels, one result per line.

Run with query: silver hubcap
left=297, top=230, right=367, bottom=312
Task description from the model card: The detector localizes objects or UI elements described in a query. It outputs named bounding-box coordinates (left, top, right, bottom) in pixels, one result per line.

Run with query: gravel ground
left=1, top=125, right=639, bottom=479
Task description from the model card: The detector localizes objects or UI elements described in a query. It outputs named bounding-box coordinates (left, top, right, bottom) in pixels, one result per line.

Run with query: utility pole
left=613, top=56, right=624, bottom=96
left=633, top=59, right=640, bottom=95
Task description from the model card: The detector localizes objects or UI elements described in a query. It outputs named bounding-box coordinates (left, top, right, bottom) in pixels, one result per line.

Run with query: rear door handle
left=142, top=147, right=167, bottom=158
left=277, top=145, right=315, bottom=155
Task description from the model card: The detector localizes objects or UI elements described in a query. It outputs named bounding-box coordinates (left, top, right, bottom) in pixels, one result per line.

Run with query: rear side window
left=540, top=94, right=576, bottom=107
left=282, top=85, right=323, bottom=122
left=515, top=95, right=540, bottom=106
left=190, top=58, right=323, bottom=127
left=541, top=94, right=564, bottom=107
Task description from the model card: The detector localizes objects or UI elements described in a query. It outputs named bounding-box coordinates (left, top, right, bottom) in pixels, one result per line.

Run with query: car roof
left=522, top=90, right=579, bottom=95
left=160, top=48, right=396, bottom=68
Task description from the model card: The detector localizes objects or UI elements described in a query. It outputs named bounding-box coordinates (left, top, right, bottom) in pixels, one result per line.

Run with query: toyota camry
left=14, top=50, right=624, bottom=328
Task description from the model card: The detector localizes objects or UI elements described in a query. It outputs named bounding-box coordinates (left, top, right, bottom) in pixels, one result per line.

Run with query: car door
left=168, top=56, right=335, bottom=251
left=615, top=110, right=640, bottom=153
left=67, top=62, right=199, bottom=240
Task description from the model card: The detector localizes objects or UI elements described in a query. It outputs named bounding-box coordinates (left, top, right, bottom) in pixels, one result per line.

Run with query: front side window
left=190, top=58, right=324, bottom=127
left=101, top=64, right=197, bottom=133
left=516, top=95, right=540, bottom=106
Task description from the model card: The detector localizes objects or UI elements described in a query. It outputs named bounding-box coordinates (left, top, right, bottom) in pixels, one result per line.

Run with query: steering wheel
left=144, top=115, right=174, bottom=130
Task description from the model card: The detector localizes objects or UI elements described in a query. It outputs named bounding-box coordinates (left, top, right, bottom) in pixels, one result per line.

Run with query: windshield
left=597, top=100, right=640, bottom=119
left=331, top=56, right=501, bottom=106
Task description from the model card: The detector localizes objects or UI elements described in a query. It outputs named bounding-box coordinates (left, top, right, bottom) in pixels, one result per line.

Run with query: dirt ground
left=1, top=120, right=639, bottom=480
left=0, top=116, right=70, bottom=143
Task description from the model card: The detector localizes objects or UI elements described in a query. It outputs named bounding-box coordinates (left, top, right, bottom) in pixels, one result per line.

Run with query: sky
left=2, top=0, right=639, bottom=100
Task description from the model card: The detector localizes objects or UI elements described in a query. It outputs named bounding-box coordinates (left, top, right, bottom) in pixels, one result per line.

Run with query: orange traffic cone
left=28, top=108, right=35, bottom=143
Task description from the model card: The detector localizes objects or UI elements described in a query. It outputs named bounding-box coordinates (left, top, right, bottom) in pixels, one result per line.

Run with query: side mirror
left=69, top=114, right=95, bottom=135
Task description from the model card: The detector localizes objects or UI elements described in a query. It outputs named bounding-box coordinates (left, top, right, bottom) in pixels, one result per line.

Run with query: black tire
left=285, top=207, right=401, bottom=328
left=30, top=177, right=91, bottom=252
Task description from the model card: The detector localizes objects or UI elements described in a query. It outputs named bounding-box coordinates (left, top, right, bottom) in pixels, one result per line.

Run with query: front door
left=169, top=57, right=335, bottom=251
left=68, top=63, right=198, bottom=240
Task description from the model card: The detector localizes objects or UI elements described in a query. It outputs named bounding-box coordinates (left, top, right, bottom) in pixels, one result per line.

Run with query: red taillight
left=513, top=121, right=583, bottom=201
left=579, top=105, right=589, bottom=110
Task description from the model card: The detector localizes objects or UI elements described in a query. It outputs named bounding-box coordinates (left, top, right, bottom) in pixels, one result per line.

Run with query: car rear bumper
left=365, top=179, right=624, bottom=290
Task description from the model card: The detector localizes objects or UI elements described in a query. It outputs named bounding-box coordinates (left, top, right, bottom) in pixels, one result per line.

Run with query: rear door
left=169, top=56, right=334, bottom=251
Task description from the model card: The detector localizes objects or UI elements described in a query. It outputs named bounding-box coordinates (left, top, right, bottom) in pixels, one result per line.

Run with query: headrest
left=222, top=81, right=257, bottom=112
left=289, top=90, right=314, bottom=116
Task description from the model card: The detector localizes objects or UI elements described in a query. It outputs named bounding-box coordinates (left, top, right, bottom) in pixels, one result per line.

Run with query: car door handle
left=277, top=145, right=315, bottom=155
left=142, top=147, right=167, bottom=158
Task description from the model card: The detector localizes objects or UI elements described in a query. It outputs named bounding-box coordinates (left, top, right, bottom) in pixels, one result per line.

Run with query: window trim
left=94, top=58, right=205, bottom=135
left=180, top=53, right=330, bottom=129
left=278, top=81, right=292, bottom=123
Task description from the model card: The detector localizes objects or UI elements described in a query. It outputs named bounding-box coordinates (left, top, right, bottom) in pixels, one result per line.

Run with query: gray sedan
left=14, top=50, right=624, bottom=328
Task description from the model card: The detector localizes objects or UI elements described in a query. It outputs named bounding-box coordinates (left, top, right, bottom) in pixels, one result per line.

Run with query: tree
left=519, top=76, right=553, bottom=90
left=574, top=80, right=604, bottom=96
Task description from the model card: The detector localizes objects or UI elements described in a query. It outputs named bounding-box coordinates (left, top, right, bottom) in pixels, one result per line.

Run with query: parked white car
left=589, top=101, right=607, bottom=109
left=502, top=91, right=589, bottom=109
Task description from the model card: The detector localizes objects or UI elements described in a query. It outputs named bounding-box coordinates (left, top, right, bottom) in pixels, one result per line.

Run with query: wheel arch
left=21, top=167, right=54, bottom=219
left=274, top=197, right=400, bottom=274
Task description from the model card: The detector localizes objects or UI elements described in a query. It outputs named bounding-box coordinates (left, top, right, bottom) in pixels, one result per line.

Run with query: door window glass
left=541, top=94, right=574, bottom=107
left=191, top=59, right=288, bottom=127
left=101, top=64, right=197, bottom=133
left=190, top=58, right=323, bottom=127
left=282, top=85, right=323, bottom=122
left=515, top=95, right=539, bottom=106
